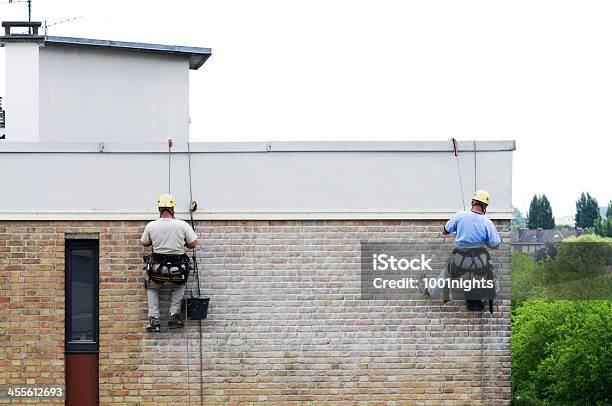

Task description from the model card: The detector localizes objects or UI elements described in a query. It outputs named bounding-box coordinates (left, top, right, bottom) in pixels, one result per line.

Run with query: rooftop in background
left=511, top=228, right=585, bottom=245
left=1, top=21, right=212, bottom=70
left=1, top=20, right=212, bottom=143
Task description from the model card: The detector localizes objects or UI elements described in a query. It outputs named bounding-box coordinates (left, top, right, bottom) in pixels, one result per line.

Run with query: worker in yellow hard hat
left=421, top=190, right=501, bottom=311
left=140, top=194, right=198, bottom=332
left=442, top=190, right=499, bottom=249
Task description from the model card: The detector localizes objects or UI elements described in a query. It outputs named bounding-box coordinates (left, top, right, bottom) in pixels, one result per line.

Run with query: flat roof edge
left=0, top=208, right=515, bottom=221
left=0, top=140, right=516, bottom=153
left=44, top=36, right=212, bottom=70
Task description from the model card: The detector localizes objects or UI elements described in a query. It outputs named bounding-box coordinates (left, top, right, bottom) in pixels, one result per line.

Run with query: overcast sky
left=1, top=0, right=609, bottom=218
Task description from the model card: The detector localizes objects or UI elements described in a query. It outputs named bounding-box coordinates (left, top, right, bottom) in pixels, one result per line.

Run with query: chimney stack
left=1, top=21, right=44, bottom=39
left=0, top=21, right=44, bottom=142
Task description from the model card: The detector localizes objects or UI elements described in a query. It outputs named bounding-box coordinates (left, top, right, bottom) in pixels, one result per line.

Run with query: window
left=65, top=239, right=99, bottom=353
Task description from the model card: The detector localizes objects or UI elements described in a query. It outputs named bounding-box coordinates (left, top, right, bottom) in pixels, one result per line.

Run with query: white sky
left=0, top=0, right=610, bottom=218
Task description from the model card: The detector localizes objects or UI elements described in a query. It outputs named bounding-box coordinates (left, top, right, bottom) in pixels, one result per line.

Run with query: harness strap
left=444, top=248, right=497, bottom=312
left=145, top=252, right=191, bottom=284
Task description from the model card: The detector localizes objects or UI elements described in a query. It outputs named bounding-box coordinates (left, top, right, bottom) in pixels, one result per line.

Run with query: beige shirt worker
left=140, top=218, right=198, bottom=255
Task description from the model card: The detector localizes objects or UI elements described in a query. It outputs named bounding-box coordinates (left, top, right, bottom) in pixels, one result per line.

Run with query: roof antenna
left=44, top=16, right=82, bottom=35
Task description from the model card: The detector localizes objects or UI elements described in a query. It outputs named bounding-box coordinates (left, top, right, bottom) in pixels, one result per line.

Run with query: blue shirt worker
left=422, top=190, right=501, bottom=299
left=443, top=190, right=501, bottom=249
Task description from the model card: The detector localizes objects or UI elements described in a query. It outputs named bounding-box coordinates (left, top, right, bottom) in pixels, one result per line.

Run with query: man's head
left=471, top=190, right=490, bottom=213
left=157, top=194, right=176, bottom=217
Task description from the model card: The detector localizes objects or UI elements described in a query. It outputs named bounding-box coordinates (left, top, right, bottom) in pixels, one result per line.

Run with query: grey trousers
left=427, top=268, right=499, bottom=301
left=147, top=280, right=186, bottom=318
left=427, top=268, right=450, bottom=300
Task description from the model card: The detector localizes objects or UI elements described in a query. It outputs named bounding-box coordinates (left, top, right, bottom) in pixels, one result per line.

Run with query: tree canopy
left=512, top=300, right=611, bottom=405
left=527, top=194, right=555, bottom=229
left=575, top=192, right=600, bottom=228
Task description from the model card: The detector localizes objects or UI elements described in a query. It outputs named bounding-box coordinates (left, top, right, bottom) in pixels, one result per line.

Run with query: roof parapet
left=0, top=140, right=517, bottom=154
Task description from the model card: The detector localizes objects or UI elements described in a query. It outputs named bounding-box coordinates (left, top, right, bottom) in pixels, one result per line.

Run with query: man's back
left=444, top=210, right=501, bottom=249
left=141, top=218, right=198, bottom=255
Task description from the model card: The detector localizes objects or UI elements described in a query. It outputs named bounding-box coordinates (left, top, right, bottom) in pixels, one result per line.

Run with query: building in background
left=0, top=21, right=515, bottom=405
left=511, top=228, right=585, bottom=256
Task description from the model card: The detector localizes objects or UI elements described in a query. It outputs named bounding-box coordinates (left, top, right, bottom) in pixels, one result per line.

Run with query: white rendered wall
left=38, top=46, right=190, bottom=143
left=4, top=43, right=40, bottom=141
left=0, top=144, right=514, bottom=220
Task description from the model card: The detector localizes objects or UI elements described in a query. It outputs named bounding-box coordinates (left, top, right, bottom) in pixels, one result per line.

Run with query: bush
left=511, top=252, right=550, bottom=301
left=512, top=236, right=612, bottom=300
left=555, top=234, right=612, bottom=273
left=512, top=300, right=612, bottom=405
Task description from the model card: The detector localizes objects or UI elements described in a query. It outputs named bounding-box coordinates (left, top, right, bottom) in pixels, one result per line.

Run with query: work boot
left=418, top=273, right=431, bottom=299
left=146, top=317, right=161, bottom=333
left=168, top=313, right=184, bottom=329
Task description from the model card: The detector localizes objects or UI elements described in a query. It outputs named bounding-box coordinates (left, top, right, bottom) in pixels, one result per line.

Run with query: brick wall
left=0, top=220, right=511, bottom=405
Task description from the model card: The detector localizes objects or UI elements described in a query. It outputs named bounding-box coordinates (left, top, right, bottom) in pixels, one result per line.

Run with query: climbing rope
left=168, top=139, right=173, bottom=194
left=452, top=138, right=489, bottom=403
left=186, top=312, right=191, bottom=406
left=473, top=140, right=477, bottom=192
left=186, top=134, right=205, bottom=406
left=451, top=138, right=466, bottom=211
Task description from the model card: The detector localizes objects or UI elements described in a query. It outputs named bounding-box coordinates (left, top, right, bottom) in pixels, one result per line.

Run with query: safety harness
left=445, top=246, right=497, bottom=313
left=144, top=252, right=191, bottom=284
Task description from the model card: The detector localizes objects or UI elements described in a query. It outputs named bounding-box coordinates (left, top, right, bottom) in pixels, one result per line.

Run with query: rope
left=473, top=139, right=486, bottom=404
left=451, top=139, right=466, bottom=211
left=187, top=138, right=195, bottom=217
left=186, top=134, right=205, bottom=406
left=480, top=311, right=486, bottom=405
left=473, top=140, right=477, bottom=192
left=186, top=324, right=192, bottom=406
left=450, top=139, right=493, bottom=403
left=490, top=307, right=494, bottom=404
left=168, top=139, right=173, bottom=194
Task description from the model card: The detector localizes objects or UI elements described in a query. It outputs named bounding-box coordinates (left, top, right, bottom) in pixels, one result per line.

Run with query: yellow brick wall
left=0, top=220, right=511, bottom=405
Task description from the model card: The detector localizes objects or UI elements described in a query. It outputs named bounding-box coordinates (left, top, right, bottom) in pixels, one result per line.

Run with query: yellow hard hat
left=471, top=190, right=490, bottom=205
left=157, top=194, right=176, bottom=209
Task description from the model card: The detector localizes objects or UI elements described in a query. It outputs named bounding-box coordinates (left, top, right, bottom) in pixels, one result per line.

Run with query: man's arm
left=442, top=214, right=459, bottom=237
left=485, top=220, right=502, bottom=249
left=140, top=224, right=152, bottom=247
left=184, top=222, right=198, bottom=250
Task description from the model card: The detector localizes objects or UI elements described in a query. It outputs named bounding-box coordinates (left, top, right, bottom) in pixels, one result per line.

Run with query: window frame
left=65, top=239, right=99, bottom=354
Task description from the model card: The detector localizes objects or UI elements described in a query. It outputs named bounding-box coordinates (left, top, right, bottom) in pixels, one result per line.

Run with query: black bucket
left=186, top=297, right=210, bottom=320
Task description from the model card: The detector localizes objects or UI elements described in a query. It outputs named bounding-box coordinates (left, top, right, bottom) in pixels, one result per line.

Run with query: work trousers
left=147, top=280, right=186, bottom=318
left=428, top=266, right=499, bottom=301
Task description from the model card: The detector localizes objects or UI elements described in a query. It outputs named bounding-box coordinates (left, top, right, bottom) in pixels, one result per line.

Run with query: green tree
left=527, top=195, right=540, bottom=229
left=539, top=195, right=555, bottom=229
left=512, top=207, right=527, bottom=228
left=575, top=192, right=600, bottom=228
left=593, top=217, right=612, bottom=238
left=527, top=194, right=555, bottom=229
left=512, top=300, right=612, bottom=405
left=606, top=200, right=612, bottom=219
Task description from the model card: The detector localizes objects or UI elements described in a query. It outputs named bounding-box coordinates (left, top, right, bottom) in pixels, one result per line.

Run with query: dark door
left=65, top=239, right=99, bottom=406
